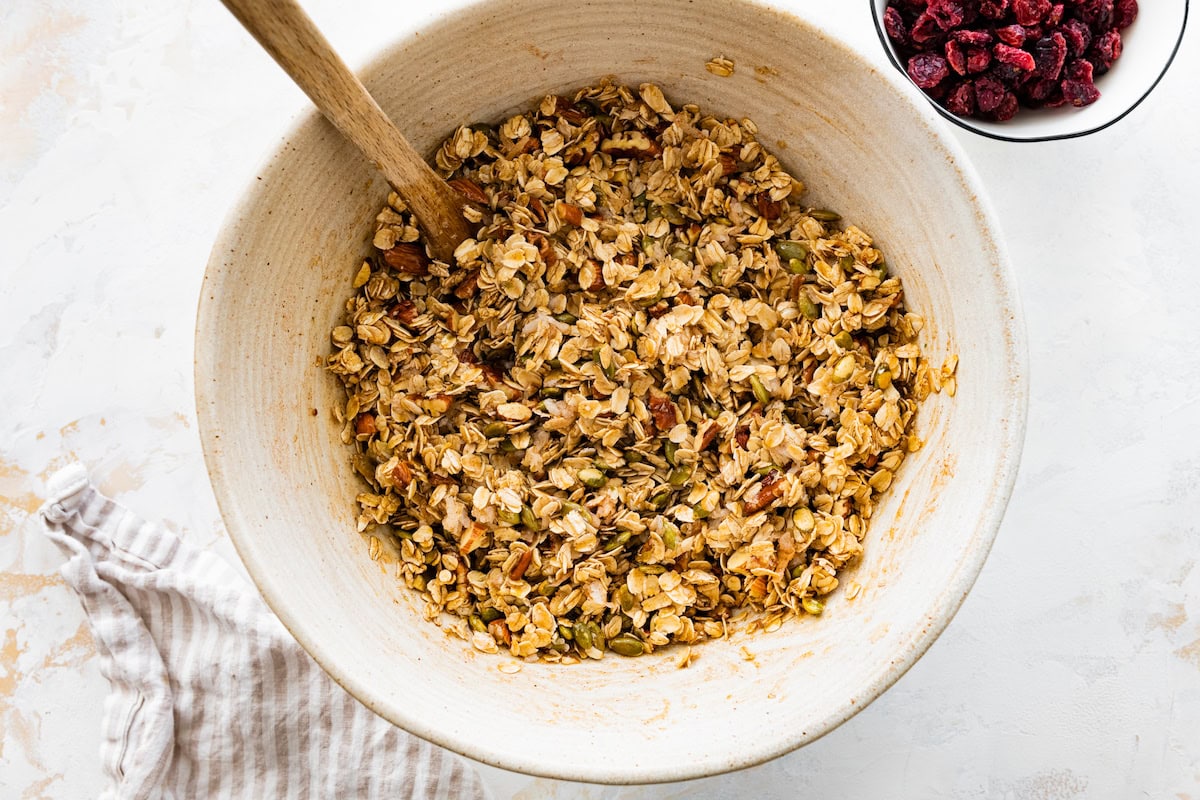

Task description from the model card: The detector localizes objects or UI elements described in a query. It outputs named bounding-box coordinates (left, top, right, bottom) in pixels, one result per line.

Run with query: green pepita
left=668, top=466, right=691, bottom=486
left=774, top=240, right=809, bottom=262
left=554, top=311, right=578, bottom=324
left=749, top=374, right=771, bottom=406
left=833, top=331, right=854, bottom=350
left=809, top=209, right=841, bottom=222
left=480, top=607, right=504, bottom=623
left=664, top=440, right=678, bottom=466
left=497, top=508, right=522, bottom=526
left=609, top=634, right=646, bottom=657
left=832, top=354, right=857, bottom=383
left=873, top=369, right=893, bottom=391
left=798, top=295, right=820, bottom=320
left=579, top=468, right=607, bottom=489
left=802, top=597, right=825, bottom=615
left=469, top=615, right=487, bottom=633
left=482, top=421, right=508, bottom=437
left=520, top=504, right=540, bottom=531
left=603, top=530, right=632, bottom=552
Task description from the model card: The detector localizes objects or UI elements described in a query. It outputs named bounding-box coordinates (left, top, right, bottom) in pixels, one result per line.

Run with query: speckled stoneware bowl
left=196, top=0, right=1028, bottom=783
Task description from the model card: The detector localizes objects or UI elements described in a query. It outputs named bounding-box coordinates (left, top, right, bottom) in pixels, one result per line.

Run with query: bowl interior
left=196, top=0, right=1026, bottom=782
left=870, top=0, right=1189, bottom=141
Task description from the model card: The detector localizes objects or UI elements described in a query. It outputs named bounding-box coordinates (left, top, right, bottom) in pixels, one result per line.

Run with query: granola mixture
left=328, top=80, right=955, bottom=663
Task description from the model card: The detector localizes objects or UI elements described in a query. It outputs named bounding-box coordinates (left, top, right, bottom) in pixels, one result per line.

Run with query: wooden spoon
left=220, top=0, right=472, bottom=263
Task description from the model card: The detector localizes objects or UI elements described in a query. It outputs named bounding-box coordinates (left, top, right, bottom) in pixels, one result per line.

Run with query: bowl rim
left=868, top=0, right=1190, bottom=142
left=195, top=0, right=1030, bottom=783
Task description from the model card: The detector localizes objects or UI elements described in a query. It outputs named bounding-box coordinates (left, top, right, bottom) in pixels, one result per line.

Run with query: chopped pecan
left=509, top=548, right=534, bottom=581
left=735, top=426, right=750, bottom=449
left=754, top=192, right=782, bottom=220
left=504, top=135, right=538, bottom=158
left=744, top=470, right=784, bottom=514
left=389, top=298, right=417, bottom=324
left=600, top=130, right=662, bottom=159
left=699, top=422, right=720, bottom=452
left=617, top=252, right=638, bottom=267
left=382, top=243, right=429, bottom=275
left=448, top=178, right=489, bottom=205
left=558, top=203, right=584, bottom=226
left=582, top=259, right=605, bottom=292
left=531, top=233, right=558, bottom=267
left=391, top=460, right=413, bottom=488
left=457, top=347, right=478, bottom=365
left=459, top=522, right=487, bottom=556
left=676, top=292, right=697, bottom=306
left=453, top=270, right=479, bottom=299
left=865, top=453, right=879, bottom=469
left=646, top=299, right=670, bottom=318
left=488, top=619, right=512, bottom=647
left=647, top=389, right=678, bottom=431
left=718, top=153, right=738, bottom=176
left=430, top=474, right=457, bottom=487
left=553, top=96, right=589, bottom=125
left=528, top=197, right=547, bottom=223
left=355, top=414, right=377, bottom=436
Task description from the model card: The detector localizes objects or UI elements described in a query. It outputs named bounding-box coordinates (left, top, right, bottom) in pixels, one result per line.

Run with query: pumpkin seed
left=579, top=468, right=607, bottom=489
left=802, top=597, right=825, bottom=615
left=809, top=209, right=841, bottom=221
left=749, top=374, right=771, bottom=405
left=603, top=530, right=632, bottom=552
left=774, top=240, right=809, bottom=262
left=609, top=634, right=646, bottom=657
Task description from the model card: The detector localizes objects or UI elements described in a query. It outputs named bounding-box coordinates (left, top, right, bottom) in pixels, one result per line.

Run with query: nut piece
left=449, top=178, right=489, bottom=205
left=600, top=130, right=662, bottom=160
left=382, top=243, right=430, bottom=275
left=647, top=389, right=679, bottom=431
left=558, top=202, right=584, bottom=226
left=705, top=56, right=735, bottom=77
left=743, top=470, right=784, bottom=514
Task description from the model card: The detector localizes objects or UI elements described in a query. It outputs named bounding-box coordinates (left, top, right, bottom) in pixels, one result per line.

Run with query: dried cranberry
left=1046, top=4, right=1065, bottom=27
left=945, top=81, right=977, bottom=115
left=1061, top=58, right=1101, bottom=106
left=1025, top=77, right=1063, bottom=102
left=884, top=6, right=910, bottom=46
left=995, top=43, right=1036, bottom=71
left=1114, top=0, right=1138, bottom=29
left=1033, top=32, right=1067, bottom=79
left=928, top=0, right=966, bottom=30
left=966, top=45, right=993, bottom=73
left=1092, top=28, right=1122, bottom=69
left=995, top=25, right=1027, bottom=46
left=952, top=29, right=995, bottom=46
left=908, top=53, right=951, bottom=88
left=980, top=0, right=1010, bottom=19
left=946, top=39, right=968, bottom=74
left=974, top=75, right=1008, bottom=113
left=912, top=12, right=947, bottom=45
left=1076, top=0, right=1114, bottom=31
left=986, top=92, right=1020, bottom=121
left=1059, top=19, right=1093, bottom=57
left=1013, top=0, right=1051, bottom=25
left=1066, top=57, right=1095, bottom=81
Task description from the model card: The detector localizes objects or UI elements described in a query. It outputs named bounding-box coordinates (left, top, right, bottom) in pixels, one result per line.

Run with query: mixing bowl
left=196, top=0, right=1028, bottom=783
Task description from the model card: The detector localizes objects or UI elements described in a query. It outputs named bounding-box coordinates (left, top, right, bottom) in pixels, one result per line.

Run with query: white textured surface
left=1, top=1, right=1197, bottom=798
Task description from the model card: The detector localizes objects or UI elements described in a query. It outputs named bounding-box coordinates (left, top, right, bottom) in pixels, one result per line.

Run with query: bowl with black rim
left=871, top=0, right=1188, bottom=141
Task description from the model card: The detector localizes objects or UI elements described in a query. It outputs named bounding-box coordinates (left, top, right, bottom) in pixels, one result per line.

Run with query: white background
left=2, top=1, right=1198, bottom=797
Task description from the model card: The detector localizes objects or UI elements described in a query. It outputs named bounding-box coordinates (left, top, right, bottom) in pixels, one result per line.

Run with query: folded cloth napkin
left=39, top=464, right=488, bottom=800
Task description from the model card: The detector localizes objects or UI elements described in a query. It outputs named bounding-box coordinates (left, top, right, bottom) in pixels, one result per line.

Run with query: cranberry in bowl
left=870, top=0, right=1188, bottom=141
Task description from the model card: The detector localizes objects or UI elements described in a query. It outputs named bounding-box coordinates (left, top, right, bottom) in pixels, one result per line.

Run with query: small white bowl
left=871, top=0, right=1189, bottom=141
left=197, top=0, right=1027, bottom=783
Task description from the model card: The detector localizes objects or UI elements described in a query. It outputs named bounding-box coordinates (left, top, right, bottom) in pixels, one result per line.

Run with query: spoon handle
left=220, top=0, right=471, bottom=262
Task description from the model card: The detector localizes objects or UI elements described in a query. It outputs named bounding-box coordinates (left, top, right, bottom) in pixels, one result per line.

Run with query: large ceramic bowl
left=196, top=0, right=1027, bottom=783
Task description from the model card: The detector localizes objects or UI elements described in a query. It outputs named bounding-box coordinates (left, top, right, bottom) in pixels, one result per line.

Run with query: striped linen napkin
left=39, top=464, right=488, bottom=800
